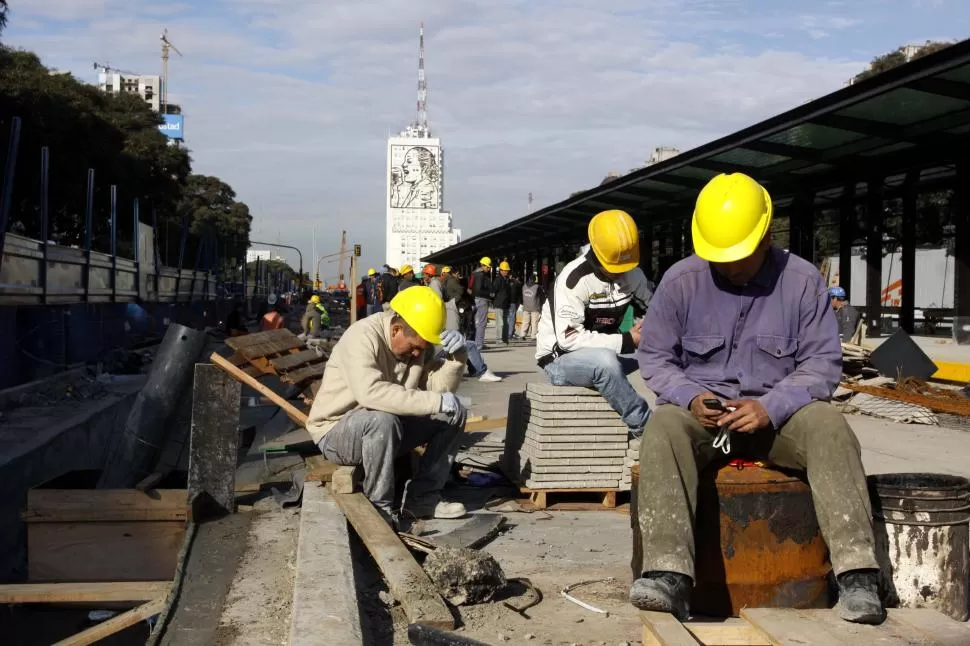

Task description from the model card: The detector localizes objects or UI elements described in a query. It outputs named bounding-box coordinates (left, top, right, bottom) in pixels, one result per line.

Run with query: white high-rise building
left=97, top=68, right=161, bottom=113
left=385, top=24, right=461, bottom=270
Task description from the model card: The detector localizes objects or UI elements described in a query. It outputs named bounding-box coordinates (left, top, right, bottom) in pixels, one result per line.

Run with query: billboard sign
left=389, top=144, right=440, bottom=209
left=158, top=114, right=184, bottom=140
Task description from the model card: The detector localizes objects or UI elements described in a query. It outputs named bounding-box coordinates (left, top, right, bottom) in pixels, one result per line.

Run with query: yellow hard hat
left=588, top=210, right=640, bottom=274
left=399, top=264, right=414, bottom=275
left=442, top=265, right=452, bottom=273
left=389, top=285, right=445, bottom=345
left=498, top=261, right=511, bottom=271
left=479, top=256, right=492, bottom=267
left=310, top=294, right=321, bottom=304
left=368, top=268, right=376, bottom=276
left=692, top=173, right=773, bottom=263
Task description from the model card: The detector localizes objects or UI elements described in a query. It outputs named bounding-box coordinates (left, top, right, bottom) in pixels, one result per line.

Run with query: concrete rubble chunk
left=423, top=547, right=508, bottom=606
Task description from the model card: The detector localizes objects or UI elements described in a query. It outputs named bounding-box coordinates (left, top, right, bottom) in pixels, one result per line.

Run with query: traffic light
left=354, top=244, right=361, bottom=257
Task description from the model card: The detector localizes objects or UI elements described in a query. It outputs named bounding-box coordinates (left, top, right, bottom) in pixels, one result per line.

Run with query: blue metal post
left=0, top=117, right=23, bottom=269
left=110, top=185, right=117, bottom=301
left=84, top=169, right=95, bottom=301
left=151, top=205, right=160, bottom=297
left=174, top=215, right=188, bottom=302
left=39, top=146, right=50, bottom=303
left=133, top=198, right=140, bottom=300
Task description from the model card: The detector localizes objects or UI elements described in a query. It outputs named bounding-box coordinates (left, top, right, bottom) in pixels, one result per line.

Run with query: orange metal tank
left=690, top=463, right=831, bottom=616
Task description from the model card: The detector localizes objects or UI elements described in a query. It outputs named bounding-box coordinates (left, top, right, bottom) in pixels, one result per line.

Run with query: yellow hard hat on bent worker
left=692, top=173, right=773, bottom=263
left=588, top=210, right=640, bottom=274
left=390, top=286, right=446, bottom=345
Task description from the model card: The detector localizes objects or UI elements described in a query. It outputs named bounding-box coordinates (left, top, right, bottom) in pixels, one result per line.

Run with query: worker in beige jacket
left=307, top=286, right=469, bottom=524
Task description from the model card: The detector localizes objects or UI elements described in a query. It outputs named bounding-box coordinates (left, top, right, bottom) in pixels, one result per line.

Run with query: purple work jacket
left=637, top=247, right=842, bottom=429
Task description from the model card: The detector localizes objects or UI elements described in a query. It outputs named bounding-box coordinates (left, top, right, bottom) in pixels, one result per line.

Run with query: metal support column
left=83, top=169, right=95, bottom=302
left=682, top=217, right=692, bottom=257
left=838, top=184, right=856, bottom=299
left=641, top=222, right=653, bottom=278
left=797, top=192, right=816, bottom=263
left=0, top=117, right=22, bottom=270
left=865, top=178, right=885, bottom=338
left=133, top=198, right=141, bottom=301
left=899, top=172, right=918, bottom=335
left=109, top=185, right=118, bottom=302
left=39, top=147, right=50, bottom=304
left=670, top=220, right=682, bottom=259
left=953, top=162, right=970, bottom=344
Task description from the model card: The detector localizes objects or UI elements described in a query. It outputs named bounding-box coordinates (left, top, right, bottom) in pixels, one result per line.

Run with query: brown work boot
left=837, top=569, right=886, bottom=625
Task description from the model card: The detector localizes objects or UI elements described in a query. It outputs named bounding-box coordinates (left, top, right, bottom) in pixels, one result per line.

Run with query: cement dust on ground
left=215, top=498, right=300, bottom=646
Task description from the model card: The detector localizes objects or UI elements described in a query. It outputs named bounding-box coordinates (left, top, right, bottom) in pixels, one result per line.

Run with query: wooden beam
left=52, top=597, right=166, bottom=646
left=304, top=456, right=338, bottom=483
left=331, top=492, right=454, bottom=629
left=331, top=466, right=363, bottom=494
left=209, top=351, right=309, bottom=427
left=640, top=611, right=698, bottom=645
left=270, top=349, right=324, bottom=371
left=0, top=581, right=170, bottom=604
left=23, top=489, right=187, bottom=523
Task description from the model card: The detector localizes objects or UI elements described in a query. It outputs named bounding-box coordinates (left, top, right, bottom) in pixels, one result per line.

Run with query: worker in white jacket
left=535, top=210, right=654, bottom=434
left=307, top=286, right=469, bottom=524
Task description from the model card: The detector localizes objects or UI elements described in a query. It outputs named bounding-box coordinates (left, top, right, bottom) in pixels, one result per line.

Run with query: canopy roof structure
left=425, top=39, right=970, bottom=266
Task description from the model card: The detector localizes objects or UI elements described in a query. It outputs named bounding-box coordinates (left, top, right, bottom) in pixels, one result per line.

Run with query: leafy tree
left=172, top=174, right=252, bottom=271
left=0, top=1, right=8, bottom=36
left=853, top=41, right=955, bottom=84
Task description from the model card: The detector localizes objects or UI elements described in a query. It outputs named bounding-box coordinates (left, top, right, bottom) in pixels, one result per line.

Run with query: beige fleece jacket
left=305, top=311, right=466, bottom=443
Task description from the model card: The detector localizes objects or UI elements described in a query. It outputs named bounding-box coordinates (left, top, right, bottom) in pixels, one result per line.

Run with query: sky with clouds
left=2, top=0, right=964, bottom=276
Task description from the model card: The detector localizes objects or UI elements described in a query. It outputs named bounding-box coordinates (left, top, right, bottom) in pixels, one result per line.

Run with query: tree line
left=0, top=4, right=252, bottom=272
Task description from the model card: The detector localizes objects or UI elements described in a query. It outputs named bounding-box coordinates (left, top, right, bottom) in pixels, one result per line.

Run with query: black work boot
left=837, top=569, right=886, bottom=625
left=629, top=571, right=691, bottom=620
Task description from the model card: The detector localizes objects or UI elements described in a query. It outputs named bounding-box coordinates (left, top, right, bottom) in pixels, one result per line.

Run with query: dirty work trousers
left=637, top=401, right=878, bottom=580
left=316, top=409, right=465, bottom=517
left=543, top=347, right=651, bottom=433
left=474, top=297, right=490, bottom=349
left=521, top=310, right=540, bottom=340
left=445, top=300, right=460, bottom=331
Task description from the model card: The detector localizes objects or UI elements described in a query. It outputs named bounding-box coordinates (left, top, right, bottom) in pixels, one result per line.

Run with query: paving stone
left=524, top=470, right=623, bottom=482
left=521, top=456, right=625, bottom=466
left=524, top=393, right=610, bottom=405
left=525, top=432, right=631, bottom=444
left=525, top=423, right=627, bottom=436
left=524, top=437, right=628, bottom=451
left=523, top=446, right=626, bottom=459
left=628, top=438, right=641, bottom=451
left=618, top=482, right=632, bottom=491
left=525, top=399, right=616, bottom=412
left=524, top=479, right=619, bottom=489
left=525, top=408, right=624, bottom=420
left=529, top=464, right=626, bottom=474
left=526, top=416, right=628, bottom=428
left=526, top=383, right=600, bottom=396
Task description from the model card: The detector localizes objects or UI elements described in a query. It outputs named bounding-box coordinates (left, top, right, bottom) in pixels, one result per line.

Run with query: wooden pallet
left=520, top=486, right=621, bottom=510
left=224, top=329, right=331, bottom=387
left=641, top=607, right=970, bottom=645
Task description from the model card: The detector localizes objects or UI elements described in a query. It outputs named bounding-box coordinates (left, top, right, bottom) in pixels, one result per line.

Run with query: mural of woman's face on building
left=402, top=149, right=426, bottom=184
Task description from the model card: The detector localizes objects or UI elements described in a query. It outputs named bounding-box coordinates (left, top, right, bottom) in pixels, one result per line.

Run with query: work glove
left=439, top=329, right=465, bottom=355
left=439, top=391, right=467, bottom=426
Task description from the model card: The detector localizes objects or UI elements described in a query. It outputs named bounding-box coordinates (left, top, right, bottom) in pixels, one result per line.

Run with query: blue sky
left=3, top=0, right=964, bottom=274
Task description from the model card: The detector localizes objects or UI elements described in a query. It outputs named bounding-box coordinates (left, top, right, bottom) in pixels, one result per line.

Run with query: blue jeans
left=474, top=298, right=490, bottom=349
left=543, top=347, right=651, bottom=433
left=506, top=305, right=519, bottom=338
left=464, top=340, right=488, bottom=377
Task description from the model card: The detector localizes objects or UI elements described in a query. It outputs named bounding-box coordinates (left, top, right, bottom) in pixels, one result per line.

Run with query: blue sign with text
left=158, top=114, right=184, bottom=140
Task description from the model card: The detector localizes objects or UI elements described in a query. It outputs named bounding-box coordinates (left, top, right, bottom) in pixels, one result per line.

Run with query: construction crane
left=328, top=231, right=349, bottom=291
left=92, top=61, right=138, bottom=76
left=159, top=28, right=183, bottom=115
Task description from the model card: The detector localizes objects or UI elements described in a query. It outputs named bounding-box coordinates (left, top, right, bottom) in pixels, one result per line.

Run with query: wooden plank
left=0, top=581, right=171, bottom=604
left=640, top=611, right=700, bottom=646
left=210, top=351, right=309, bottom=427
left=305, top=456, right=339, bottom=483
left=28, top=521, right=184, bottom=583
left=225, top=329, right=303, bottom=353
left=282, top=361, right=327, bottom=385
left=270, top=349, right=324, bottom=371
left=805, top=607, right=944, bottom=646
left=289, top=484, right=363, bottom=646
left=332, top=492, right=454, bottom=629
left=741, top=608, right=851, bottom=646
left=188, top=364, right=241, bottom=520
left=226, top=351, right=266, bottom=378
left=24, top=489, right=187, bottom=523
left=683, top=617, right=772, bottom=646
left=331, top=466, right=363, bottom=494
left=52, top=596, right=166, bottom=646
left=465, top=416, right=507, bottom=432
left=886, top=608, right=970, bottom=645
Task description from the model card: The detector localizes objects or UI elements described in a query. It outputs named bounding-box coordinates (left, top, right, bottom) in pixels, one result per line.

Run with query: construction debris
left=841, top=376, right=970, bottom=419
left=423, top=547, right=507, bottom=606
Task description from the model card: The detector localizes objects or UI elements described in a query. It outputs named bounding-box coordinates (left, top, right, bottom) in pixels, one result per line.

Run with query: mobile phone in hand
left=703, top=398, right=726, bottom=411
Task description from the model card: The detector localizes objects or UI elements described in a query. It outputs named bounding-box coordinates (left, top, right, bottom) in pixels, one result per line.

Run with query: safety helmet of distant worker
left=442, top=266, right=452, bottom=274
left=267, top=293, right=278, bottom=306
left=310, top=294, right=321, bottom=304
left=479, top=257, right=492, bottom=268
left=828, top=286, right=847, bottom=300
left=368, top=268, right=377, bottom=276
left=498, top=261, right=511, bottom=272
left=587, top=210, right=640, bottom=274
left=692, top=172, right=773, bottom=264
left=389, top=285, right=446, bottom=345
left=423, top=264, right=438, bottom=277
left=399, top=264, right=414, bottom=276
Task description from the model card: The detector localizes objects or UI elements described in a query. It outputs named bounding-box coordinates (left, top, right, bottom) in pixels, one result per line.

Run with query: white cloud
left=5, top=0, right=875, bottom=273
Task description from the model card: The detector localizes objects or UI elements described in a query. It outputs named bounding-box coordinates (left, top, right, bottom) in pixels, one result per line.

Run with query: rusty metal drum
left=868, top=473, right=970, bottom=621
left=690, top=463, right=831, bottom=617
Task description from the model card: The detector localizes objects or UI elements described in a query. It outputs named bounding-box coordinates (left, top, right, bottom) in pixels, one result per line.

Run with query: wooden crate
left=23, top=489, right=187, bottom=583
left=641, top=607, right=970, bottom=645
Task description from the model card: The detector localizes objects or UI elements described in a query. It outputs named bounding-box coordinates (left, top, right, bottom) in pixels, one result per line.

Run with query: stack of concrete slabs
left=518, top=383, right=628, bottom=490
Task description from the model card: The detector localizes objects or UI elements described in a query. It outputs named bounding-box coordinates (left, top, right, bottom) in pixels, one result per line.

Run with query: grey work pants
left=637, top=401, right=878, bottom=579
left=474, top=297, right=490, bottom=349
left=445, top=300, right=460, bottom=331
left=317, top=408, right=465, bottom=516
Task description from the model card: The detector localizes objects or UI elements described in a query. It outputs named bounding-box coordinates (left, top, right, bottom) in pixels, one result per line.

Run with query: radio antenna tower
left=416, top=22, right=429, bottom=136
left=528, top=192, right=534, bottom=212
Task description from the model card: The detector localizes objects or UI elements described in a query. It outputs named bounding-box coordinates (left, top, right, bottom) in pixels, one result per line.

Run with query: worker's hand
left=439, top=329, right=466, bottom=355
left=630, top=320, right=643, bottom=347
left=718, top=399, right=771, bottom=434
left=439, top=392, right=467, bottom=426
left=689, top=392, right=726, bottom=429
